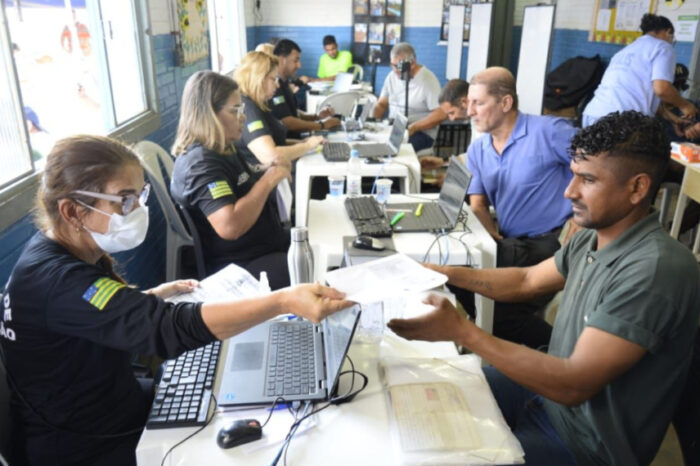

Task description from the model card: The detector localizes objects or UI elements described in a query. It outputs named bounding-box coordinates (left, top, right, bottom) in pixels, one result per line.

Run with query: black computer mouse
left=353, top=235, right=385, bottom=251
left=216, top=419, right=262, bottom=449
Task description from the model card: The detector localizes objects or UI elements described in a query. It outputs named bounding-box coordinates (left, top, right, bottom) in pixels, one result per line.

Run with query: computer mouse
left=216, top=419, right=262, bottom=449
left=353, top=235, right=385, bottom=251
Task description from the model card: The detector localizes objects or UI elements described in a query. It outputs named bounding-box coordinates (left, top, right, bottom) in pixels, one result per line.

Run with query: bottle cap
left=290, top=226, right=309, bottom=241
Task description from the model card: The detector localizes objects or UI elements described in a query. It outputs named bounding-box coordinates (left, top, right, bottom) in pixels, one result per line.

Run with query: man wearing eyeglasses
left=270, top=39, right=341, bottom=138
left=372, top=42, right=447, bottom=152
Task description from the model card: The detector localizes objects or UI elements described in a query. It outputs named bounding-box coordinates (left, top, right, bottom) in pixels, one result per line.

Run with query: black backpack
left=544, top=55, right=605, bottom=111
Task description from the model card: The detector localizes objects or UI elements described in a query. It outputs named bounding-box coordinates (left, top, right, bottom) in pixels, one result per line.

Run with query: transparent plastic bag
left=379, top=355, right=524, bottom=465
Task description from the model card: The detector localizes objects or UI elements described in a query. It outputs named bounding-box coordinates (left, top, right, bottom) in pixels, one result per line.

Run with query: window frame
left=0, top=0, right=160, bottom=230
left=208, top=0, right=247, bottom=76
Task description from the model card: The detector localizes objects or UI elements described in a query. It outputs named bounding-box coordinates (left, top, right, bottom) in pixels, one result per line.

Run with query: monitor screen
left=388, top=114, right=407, bottom=149
left=332, top=72, right=354, bottom=92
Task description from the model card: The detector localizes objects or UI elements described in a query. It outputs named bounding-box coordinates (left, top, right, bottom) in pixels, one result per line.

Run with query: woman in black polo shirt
left=233, top=51, right=323, bottom=166
left=170, top=71, right=291, bottom=288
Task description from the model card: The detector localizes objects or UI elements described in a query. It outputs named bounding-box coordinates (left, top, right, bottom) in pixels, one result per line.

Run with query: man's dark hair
left=570, top=111, right=670, bottom=202
left=640, top=13, right=673, bottom=34
left=439, top=79, right=469, bottom=105
left=323, top=35, right=337, bottom=47
left=273, top=39, right=301, bottom=57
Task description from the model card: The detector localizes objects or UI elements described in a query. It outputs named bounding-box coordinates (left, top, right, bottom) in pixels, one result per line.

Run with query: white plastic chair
left=133, top=141, right=205, bottom=281
left=670, top=165, right=700, bottom=257
left=318, top=91, right=361, bottom=117
left=348, top=63, right=364, bottom=81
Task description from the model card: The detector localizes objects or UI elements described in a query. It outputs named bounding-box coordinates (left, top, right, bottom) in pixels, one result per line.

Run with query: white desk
left=306, top=82, right=373, bottom=114
left=307, top=194, right=497, bottom=334
left=137, top=336, right=459, bottom=465
left=295, top=126, right=421, bottom=226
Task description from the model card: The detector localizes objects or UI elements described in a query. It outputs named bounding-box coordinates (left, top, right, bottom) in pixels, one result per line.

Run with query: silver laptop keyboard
left=265, top=322, right=317, bottom=397
left=322, top=142, right=350, bottom=162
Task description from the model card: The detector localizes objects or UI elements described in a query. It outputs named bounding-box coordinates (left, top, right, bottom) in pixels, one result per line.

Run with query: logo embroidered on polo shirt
left=272, top=95, right=285, bottom=105
left=247, top=120, right=264, bottom=132
left=208, top=181, right=233, bottom=199
left=237, top=172, right=250, bottom=186
left=82, top=277, right=125, bottom=311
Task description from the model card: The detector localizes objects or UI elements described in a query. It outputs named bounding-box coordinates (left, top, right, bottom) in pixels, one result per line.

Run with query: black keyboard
left=146, top=341, right=222, bottom=429
left=266, top=322, right=317, bottom=397
left=344, top=196, right=393, bottom=237
left=322, top=142, right=350, bottom=162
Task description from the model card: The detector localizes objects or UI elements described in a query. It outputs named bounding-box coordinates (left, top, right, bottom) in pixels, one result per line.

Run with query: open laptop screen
left=332, top=72, right=354, bottom=92
left=322, top=305, right=361, bottom=393
left=439, top=157, right=472, bottom=225
left=387, top=114, right=408, bottom=150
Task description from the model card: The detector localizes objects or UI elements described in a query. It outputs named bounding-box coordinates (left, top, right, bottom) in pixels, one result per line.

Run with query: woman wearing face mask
left=171, top=71, right=294, bottom=289
left=0, top=135, right=351, bottom=465
left=582, top=13, right=697, bottom=127
left=232, top=51, right=323, bottom=166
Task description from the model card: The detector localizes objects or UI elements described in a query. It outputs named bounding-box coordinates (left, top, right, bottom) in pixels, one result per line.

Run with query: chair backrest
left=176, top=204, right=207, bottom=279
left=433, top=121, right=472, bottom=159
left=670, top=165, right=700, bottom=254
left=349, top=63, right=363, bottom=81
left=319, top=91, right=361, bottom=117
left=133, top=141, right=204, bottom=281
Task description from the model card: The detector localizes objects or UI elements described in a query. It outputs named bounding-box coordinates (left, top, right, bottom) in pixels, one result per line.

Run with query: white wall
left=245, top=0, right=443, bottom=27
left=554, top=0, right=700, bottom=33
left=149, top=0, right=172, bottom=36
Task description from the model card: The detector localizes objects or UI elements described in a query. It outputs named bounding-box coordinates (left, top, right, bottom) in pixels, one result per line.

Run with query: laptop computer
left=322, top=113, right=407, bottom=161
left=388, top=156, right=472, bottom=232
left=217, top=305, right=361, bottom=406
left=331, top=72, right=354, bottom=93
left=354, top=113, right=407, bottom=157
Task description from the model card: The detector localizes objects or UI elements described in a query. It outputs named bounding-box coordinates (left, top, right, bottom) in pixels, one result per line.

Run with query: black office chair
left=176, top=204, right=207, bottom=280
left=433, top=121, right=471, bottom=159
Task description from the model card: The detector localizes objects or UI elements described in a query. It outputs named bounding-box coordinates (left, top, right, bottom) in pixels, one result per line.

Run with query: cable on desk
left=440, top=228, right=450, bottom=266
left=370, top=159, right=390, bottom=195
left=160, top=394, right=219, bottom=466
left=270, top=356, right=368, bottom=466
left=422, top=231, right=446, bottom=263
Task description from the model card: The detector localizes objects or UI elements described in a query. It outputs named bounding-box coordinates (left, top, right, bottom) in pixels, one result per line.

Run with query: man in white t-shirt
left=372, top=42, right=447, bottom=151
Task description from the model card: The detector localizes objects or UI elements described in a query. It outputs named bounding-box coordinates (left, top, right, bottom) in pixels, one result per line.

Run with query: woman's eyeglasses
left=229, top=103, right=245, bottom=118
left=72, top=183, right=151, bottom=215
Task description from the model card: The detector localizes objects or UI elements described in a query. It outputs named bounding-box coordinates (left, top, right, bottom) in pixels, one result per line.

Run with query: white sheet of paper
left=596, top=8, right=611, bottom=30
left=325, top=254, right=447, bottom=304
left=167, top=264, right=262, bottom=304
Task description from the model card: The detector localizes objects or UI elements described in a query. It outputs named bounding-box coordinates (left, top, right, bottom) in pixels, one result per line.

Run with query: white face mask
left=79, top=203, right=150, bottom=253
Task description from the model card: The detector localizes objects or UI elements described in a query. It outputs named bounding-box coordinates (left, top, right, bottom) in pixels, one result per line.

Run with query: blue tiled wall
left=249, top=25, right=467, bottom=94
left=0, top=34, right=210, bottom=290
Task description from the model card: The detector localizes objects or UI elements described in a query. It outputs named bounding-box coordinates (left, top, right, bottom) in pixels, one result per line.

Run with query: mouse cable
left=160, top=394, right=219, bottom=466
left=271, top=356, right=369, bottom=466
left=422, top=231, right=446, bottom=263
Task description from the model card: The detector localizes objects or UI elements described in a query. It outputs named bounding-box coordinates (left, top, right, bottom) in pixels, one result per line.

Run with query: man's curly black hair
left=569, top=111, right=670, bottom=202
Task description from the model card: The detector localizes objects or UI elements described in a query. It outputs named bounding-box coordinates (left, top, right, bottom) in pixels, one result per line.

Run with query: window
left=0, top=0, right=159, bottom=228
left=208, top=0, right=247, bottom=75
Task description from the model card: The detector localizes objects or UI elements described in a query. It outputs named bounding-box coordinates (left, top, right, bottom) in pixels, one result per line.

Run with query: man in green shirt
left=389, top=111, right=700, bottom=466
left=317, top=35, right=353, bottom=80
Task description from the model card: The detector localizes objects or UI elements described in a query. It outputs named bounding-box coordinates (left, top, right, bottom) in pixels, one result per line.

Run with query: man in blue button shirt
left=465, top=67, right=577, bottom=348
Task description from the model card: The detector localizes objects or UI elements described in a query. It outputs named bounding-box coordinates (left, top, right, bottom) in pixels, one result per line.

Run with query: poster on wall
left=354, top=0, right=369, bottom=15
left=369, top=23, right=385, bottom=43
left=590, top=0, right=657, bottom=44
left=385, top=23, right=401, bottom=44
left=352, top=0, right=403, bottom=65
left=370, top=0, right=386, bottom=16
left=177, top=0, right=209, bottom=64
left=354, top=23, right=368, bottom=42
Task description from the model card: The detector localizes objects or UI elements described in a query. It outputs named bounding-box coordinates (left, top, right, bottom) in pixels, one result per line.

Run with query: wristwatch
left=318, top=120, right=325, bottom=130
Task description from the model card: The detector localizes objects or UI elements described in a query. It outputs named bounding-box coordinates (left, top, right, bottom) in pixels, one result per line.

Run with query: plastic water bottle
left=346, top=149, right=362, bottom=197
left=287, top=227, right=314, bottom=285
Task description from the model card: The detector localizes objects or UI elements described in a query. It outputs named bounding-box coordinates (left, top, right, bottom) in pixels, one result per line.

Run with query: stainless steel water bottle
left=287, top=227, right=314, bottom=285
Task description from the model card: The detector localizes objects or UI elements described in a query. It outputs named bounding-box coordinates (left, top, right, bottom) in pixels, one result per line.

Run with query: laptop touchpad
left=230, top=342, right=264, bottom=371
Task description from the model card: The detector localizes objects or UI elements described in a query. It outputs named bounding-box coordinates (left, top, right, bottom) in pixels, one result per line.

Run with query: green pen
left=390, top=211, right=405, bottom=226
